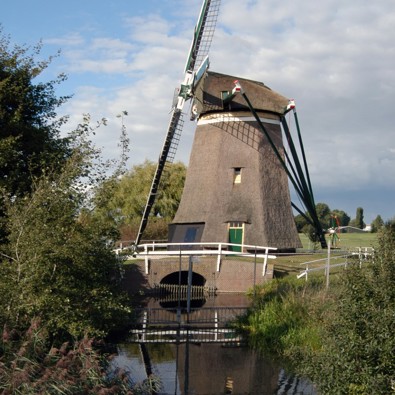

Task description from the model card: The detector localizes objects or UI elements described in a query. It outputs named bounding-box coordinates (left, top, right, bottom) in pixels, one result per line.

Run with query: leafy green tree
left=350, top=206, right=365, bottom=229
left=0, top=30, right=71, bottom=245
left=294, top=213, right=307, bottom=232
left=355, top=206, right=365, bottom=229
left=0, top=31, right=137, bottom=392
left=371, top=214, right=384, bottom=233
left=0, top=31, right=70, bottom=197
left=93, top=160, right=186, bottom=241
left=295, top=203, right=332, bottom=234
left=315, top=202, right=331, bottom=228
left=0, top=119, right=131, bottom=339
left=331, top=209, right=350, bottom=229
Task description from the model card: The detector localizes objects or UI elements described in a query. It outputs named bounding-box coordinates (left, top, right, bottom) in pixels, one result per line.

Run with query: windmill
left=168, top=72, right=304, bottom=251
left=134, top=0, right=221, bottom=246
left=136, top=0, right=327, bottom=251
left=328, top=215, right=341, bottom=247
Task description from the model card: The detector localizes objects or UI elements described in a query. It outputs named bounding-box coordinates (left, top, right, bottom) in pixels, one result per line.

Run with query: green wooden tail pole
left=281, top=117, right=316, bottom=210
left=293, top=108, right=315, bottom=201
left=232, top=80, right=327, bottom=248
left=281, top=116, right=327, bottom=248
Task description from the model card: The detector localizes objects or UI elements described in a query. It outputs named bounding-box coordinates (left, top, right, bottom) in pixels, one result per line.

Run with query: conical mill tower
left=168, top=71, right=301, bottom=252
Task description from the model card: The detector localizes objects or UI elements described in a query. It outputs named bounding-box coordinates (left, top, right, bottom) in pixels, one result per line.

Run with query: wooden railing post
left=217, top=243, right=222, bottom=272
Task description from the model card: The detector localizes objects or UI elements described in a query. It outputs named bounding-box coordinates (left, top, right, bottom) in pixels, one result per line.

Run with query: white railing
left=297, top=246, right=375, bottom=285
left=116, top=241, right=277, bottom=276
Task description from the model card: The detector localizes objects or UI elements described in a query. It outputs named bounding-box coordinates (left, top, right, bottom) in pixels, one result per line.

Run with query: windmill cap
left=194, top=71, right=290, bottom=116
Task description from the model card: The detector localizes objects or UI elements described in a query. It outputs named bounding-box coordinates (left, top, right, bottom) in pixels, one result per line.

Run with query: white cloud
left=43, top=0, right=395, bottom=220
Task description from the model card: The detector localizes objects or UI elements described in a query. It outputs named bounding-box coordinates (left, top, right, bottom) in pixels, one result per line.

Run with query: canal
left=111, top=294, right=317, bottom=395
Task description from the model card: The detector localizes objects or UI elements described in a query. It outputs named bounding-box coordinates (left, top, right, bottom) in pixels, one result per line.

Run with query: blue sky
left=2, top=0, right=395, bottom=224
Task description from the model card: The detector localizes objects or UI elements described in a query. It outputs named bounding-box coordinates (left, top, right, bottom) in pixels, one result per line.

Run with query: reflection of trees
left=117, top=343, right=175, bottom=363
left=117, top=343, right=141, bottom=358
left=147, top=344, right=176, bottom=363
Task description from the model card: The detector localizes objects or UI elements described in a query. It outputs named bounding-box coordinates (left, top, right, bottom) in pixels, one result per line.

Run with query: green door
left=229, top=227, right=243, bottom=252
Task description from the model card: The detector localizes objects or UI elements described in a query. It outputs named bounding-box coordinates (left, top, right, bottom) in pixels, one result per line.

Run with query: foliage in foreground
left=0, top=30, right=155, bottom=393
left=0, top=320, right=162, bottom=394
left=242, top=224, right=395, bottom=394
left=0, top=120, right=132, bottom=339
left=303, top=224, right=395, bottom=394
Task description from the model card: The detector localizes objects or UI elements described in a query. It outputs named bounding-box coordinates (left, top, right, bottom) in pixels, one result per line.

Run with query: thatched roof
left=193, top=71, right=290, bottom=116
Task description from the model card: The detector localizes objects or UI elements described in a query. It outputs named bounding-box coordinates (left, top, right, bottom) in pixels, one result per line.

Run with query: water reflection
left=112, top=294, right=316, bottom=394
left=114, top=342, right=316, bottom=395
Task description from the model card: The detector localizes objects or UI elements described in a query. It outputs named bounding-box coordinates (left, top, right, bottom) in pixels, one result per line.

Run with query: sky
left=2, top=0, right=395, bottom=224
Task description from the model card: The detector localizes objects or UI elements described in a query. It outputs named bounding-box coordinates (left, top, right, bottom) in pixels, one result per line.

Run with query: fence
left=116, top=241, right=277, bottom=294
left=297, top=246, right=375, bottom=286
left=118, top=241, right=277, bottom=276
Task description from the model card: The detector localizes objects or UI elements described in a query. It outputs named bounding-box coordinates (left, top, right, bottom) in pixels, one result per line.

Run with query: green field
left=298, top=231, right=377, bottom=250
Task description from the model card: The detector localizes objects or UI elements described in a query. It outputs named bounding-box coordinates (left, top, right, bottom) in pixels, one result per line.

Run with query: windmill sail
left=135, top=0, right=221, bottom=246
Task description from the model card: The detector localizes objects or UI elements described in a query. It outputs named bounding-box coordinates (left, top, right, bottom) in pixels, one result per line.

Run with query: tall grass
left=238, top=276, right=334, bottom=364
left=0, top=320, right=161, bottom=394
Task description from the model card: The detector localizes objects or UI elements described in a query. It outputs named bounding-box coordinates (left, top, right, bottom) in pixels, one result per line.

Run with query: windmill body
left=169, top=72, right=302, bottom=251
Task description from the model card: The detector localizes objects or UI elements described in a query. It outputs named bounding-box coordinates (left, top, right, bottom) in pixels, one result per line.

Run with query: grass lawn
left=298, top=231, right=378, bottom=250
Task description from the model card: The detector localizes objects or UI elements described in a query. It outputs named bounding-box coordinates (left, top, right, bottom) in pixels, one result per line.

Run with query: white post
left=144, top=244, right=149, bottom=274
left=306, top=263, right=309, bottom=282
left=263, top=248, right=268, bottom=276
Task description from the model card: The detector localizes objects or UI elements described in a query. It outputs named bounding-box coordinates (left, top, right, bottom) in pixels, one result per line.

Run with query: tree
left=315, top=202, right=331, bottom=229
left=355, top=206, right=365, bottom=229
left=0, top=119, right=131, bottom=339
left=0, top=31, right=139, bottom=392
left=371, top=214, right=384, bottom=233
left=0, top=30, right=71, bottom=244
left=331, top=209, right=350, bottom=229
left=0, top=31, right=70, bottom=197
left=349, top=206, right=365, bottom=229
left=294, top=213, right=307, bottom=232
left=93, top=160, right=187, bottom=241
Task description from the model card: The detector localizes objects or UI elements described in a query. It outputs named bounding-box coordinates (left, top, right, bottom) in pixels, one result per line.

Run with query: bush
left=243, top=225, right=395, bottom=394
left=303, top=224, right=395, bottom=394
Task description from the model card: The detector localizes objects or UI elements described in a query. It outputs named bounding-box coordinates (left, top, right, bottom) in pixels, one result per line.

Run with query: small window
left=233, top=167, right=242, bottom=184
left=184, top=227, right=198, bottom=243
